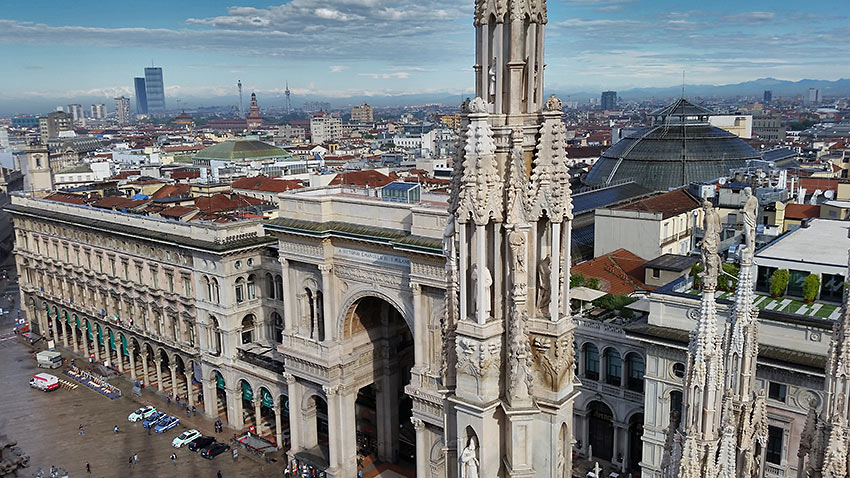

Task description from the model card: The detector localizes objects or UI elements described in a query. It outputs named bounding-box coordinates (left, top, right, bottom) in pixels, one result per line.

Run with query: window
left=123, top=262, right=129, bottom=280
left=605, top=348, right=622, bottom=386
left=166, top=273, right=174, bottom=293
left=821, top=273, right=845, bottom=302
left=787, top=269, right=808, bottom=297
left=97, top=255, right=103, bottom=273
left=626, top=354, right=645, bottom=392
left=136, top=265, right=143, bottom=283
left=183, top=277, right=191, bottom=297
left=247, top=274, right=256, bottom=300
left=272, top=312, right=284, bottom=343
left=672, top=362, right=686, bottom=379
left=768, top=382, right=787, bottom=402
left=211, top=279, right=220, bottom=304
left=151, top=268, right=159, bottom=289
left=652, top=268, right=660, bottom=279
left=584, top=344, right=600, bottom=381
left=235, top=278, right=245, bottom=303
left=275, top=275, right=284, bottom=301
left=241, top=314, right=255, bottom=344
left=670, top=391, right=683, bottom=425
left=266, top=273, right=275, bottom=298
left=766, top=425, right=784, bottom=465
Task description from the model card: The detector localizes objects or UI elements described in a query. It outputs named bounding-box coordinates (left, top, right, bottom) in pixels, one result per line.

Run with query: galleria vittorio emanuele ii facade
left=10, top=1, right=850, bottom=477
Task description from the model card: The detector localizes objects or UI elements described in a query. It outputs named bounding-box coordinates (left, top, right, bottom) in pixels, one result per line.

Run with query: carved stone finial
left=544, top=94, right=563, bottom=112
left=468, top=97, right=489, bottom=114
left=461, top=97, right=472, bottom=114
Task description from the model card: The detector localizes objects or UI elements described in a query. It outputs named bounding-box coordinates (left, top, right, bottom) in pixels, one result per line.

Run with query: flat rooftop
left=756, top=218, right=850, bottom=267
left=291, top=185, right=449, bottom=208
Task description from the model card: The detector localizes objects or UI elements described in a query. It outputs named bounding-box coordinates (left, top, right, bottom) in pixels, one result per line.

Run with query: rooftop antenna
left=681, top=70, right=685, bottom=99
left=238, top=80, right=244, bottom=118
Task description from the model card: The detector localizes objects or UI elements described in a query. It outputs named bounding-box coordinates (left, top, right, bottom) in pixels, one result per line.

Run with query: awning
left=571, top=287, right=607, bottom=302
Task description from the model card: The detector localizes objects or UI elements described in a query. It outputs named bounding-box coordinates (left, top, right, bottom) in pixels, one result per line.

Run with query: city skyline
left=0, top=0, right=848, bottom=112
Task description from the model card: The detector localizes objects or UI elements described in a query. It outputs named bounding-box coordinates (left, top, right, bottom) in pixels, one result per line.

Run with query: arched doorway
left=627, top=413, right=644, bottom=473
left=258, top=387, right=276, bottom=441
left=344, top=295, right=415, bottom=466
left=239, top=379, right=255, bottom=428
left=588, top=401, right=615, bottom=461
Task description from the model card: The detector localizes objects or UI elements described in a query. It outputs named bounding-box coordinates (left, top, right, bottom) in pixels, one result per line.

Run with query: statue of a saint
left=443, top=217, right=456, bottom=259
left=488, top=58, right=497, bottom=101
left=537, top=254, right=552, bottom=311
left=471, top=264, right=492, bottom=317
left=742, top=187, right=758, bottom=260
left=460, top=436, right=480, bottom=478
left=699, top=201, right=722, bottom=290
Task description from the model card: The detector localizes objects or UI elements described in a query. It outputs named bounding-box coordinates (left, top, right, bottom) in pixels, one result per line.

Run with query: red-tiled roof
left=162, top=145, right=205, bottom=153
left=170, top=170, right=201, bottom=180
left=91, top=196, right=148, bottom=210
left=328, top=170, right=392, bottom=187
left=615, top=188, right=700, bottom=219
left=151, top=184, right=191, bottom=200
left=784, top=204, right=821, bottom=220
left=572, top=249, right=649, bottom=295
left=799, top=178, right=839, bottom=192
left=160, top=206, right=198, bottom=219
left=231, top=175, right=303, bottom=193
left=44, top=192, right=89, bottom=205
left=194, top=193, right=267, bottom=213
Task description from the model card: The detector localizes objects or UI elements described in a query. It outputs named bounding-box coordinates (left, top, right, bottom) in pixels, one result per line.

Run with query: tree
left=690, top=263, right=704, bottom=290
left=718, top=263, right=740, bottom=291
left=802, top=274, right=821, bottom=302
left=769, top=269, right=790, bottom=298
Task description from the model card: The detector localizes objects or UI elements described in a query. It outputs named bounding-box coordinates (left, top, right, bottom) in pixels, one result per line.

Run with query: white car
left=172, top=429, right=202, bottom=448
left=128, top=406, right=157, bottom=423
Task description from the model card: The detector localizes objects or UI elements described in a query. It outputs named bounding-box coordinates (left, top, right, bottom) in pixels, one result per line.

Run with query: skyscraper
left=114, top=96, right=131, bottom=124
left=601, top=90, right=617, bottom=110
left=90, top=104, right=107, bottom=120
left=134, top=77, right=148, bottom=114
left=807, top=87, right=820, bottom=105
left=144, top=67, right=165, bottom=112
left=763, top=90, right=772, bottom=103
left=66, top=104, right=83, bottom=122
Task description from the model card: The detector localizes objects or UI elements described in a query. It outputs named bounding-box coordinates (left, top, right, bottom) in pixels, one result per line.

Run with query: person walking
left=186, top=408, right=191, bottom=418
left=217, top=471, right=222, bottom=478
left=85, top=462, right=90, bottom=474
left=133, top=453, right=138, bottom=465
left=167, top=395, right=171, bottom=406
left=114, top=425, right=119, bottom=434
left=78, top=424, right=85, bottom=435
left=170, top=453, right=177, bottom=465
left=192, top=406, right=197, bottom=416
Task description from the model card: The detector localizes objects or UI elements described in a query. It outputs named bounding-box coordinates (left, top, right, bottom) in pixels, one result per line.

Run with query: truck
left=30, top=373, right=59, bottom=392
left=36, top=350, right=63, bottom=369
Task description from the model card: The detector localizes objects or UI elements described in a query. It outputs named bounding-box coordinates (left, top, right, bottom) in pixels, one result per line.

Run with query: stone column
left=128, top=348, right=137, bottom=380
left=319, top=265, right=333, bottom=342
left=253, top=398, right=262, bottom=434
left=186, top=372, right=195, bottom=408
left=59, top=315, right=69, bottom=348
left=274, top=403, right=283, bottom=447
left=141, top=352, right=149, bottom=387
left=116, top=344, right=124, bottom=374
left=169, top=364, right=178, bottom=398
left=613, top=424, right=621, bottom=465
left=279, top=258, right=293, bottom=331
left=82, top=325, right=90, bottom=359
left=201, top=378, right=217, bottom=419
left=376, top=372, right=400, bottom=462
left=410, top=283, right=425, bottom=372
left=92, top=326, right=101, bottom=362
left=71, top=324, right=78, bottom=353
left=325, top=385, right=347, bottom=474
left=284, top=374, right=302, bottom=453
left=155, top=357, right=164, bottom=392
left=230, top=386, right=244, bottom=428
left=413, top=418, right=428, bottom=477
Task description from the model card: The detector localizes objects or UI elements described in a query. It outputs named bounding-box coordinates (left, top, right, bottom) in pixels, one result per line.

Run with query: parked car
left=201, top=442, right=229, bottom=459
left=155, top=416, right=180, bottom=434
left=128, top=406, right=157, bottom=423
left=188, top=436, right=216, bottom=452
left=142, top=411, right=166, bottom=428
left=172, top=429, right=202, bottom=448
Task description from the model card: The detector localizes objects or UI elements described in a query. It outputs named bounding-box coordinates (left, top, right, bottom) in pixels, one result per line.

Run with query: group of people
left=214, top=418, right=224, bottom=433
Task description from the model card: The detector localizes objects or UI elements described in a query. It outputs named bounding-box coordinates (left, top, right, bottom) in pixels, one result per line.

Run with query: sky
left=0, top=0, right=848, bottom=112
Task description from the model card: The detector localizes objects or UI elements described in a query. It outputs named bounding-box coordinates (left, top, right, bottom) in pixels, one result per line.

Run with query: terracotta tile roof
left=784, top=204, right=821, bottom=220
left=615, top=188, right=700, bottom=219
left=194, top=193, right=267, bottom=213
left=91, top=196, right=148, bottom=210
left=162, top=145, right=206, bottom=153
left=151, top=183, right=191, bottom=200
left=160, top=206, right=199, bottom=219
left=799, top=178, right=839, bottom=192
left=44, top=192, right=89, bottom=205
left=572, top=248, right=649, bottom=295
left=170, top=170, right=201, bottom=180
left=231, top=175, right=303, bottom=193
left=328, top=170, right=392, bottom=187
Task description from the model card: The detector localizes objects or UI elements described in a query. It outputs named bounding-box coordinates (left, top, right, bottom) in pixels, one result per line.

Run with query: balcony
left=765, top=463, right=785, bottom=478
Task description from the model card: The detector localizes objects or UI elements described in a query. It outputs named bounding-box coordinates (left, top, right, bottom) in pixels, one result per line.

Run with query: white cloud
left=330, top=65, right=350, bottom=73
left=358, top=72, right=411, bottom=79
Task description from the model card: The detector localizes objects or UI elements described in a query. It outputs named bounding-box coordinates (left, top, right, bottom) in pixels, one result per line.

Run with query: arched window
left=241, top=314, right=255, bottom=344
left=274, top=275, right=283, bottom=301
left=316, top=290, right=325, bottom=342
left=626, top=353, right=645, bottom=392
left=305, top=288, right=315, bottom=338
left=203, top=276, right=211, bottom=301
left=584, top=343, right=599, bottom=381
left=266, top=273, right=274, bottom=298
left=605, top=348, right=622, bottom=386
left=210, top=316, right=222, bottom=354
left=235, top=277, right=245, bottom=303
left=272, top=312, right=283, bottom=343
left=247, top=274, right=256, bottom=300
left=211, top=278, right=220, bottom=304
left=670, top=390, right=683, bottom=426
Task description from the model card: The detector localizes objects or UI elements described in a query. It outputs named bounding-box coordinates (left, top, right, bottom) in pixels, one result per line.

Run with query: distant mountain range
left=3, top=78, right=849, bottom=117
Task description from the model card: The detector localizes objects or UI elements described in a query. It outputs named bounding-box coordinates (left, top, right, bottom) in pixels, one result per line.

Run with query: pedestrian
left=79, top=424, right=85, bottom=435
left=192, top=406, right=197, bottom=416
left=176, top=395, right=180, bottom=407
left=167, top=395, right=171, bottom=406
left=133, top=453, right=138, bottom=465
left=170, top=453, right=176, bottom=465
left=147, top=424, right=152, bottom=435
left=85, top=462, right=90, bottom=474
left=114, top=425, right=119, bottom=434
left=217, top=471, right=222, bottom=478
left=186, top=408, right=190, bottom=418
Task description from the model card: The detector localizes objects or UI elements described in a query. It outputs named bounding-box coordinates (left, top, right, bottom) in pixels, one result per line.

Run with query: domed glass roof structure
left=584, top=99, right=761, bottom=191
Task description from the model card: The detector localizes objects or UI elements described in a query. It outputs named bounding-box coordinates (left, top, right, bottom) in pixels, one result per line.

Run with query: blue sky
left=0, top=0, right=847, bottom=110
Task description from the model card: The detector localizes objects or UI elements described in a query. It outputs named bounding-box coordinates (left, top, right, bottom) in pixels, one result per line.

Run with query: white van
left=30, top=373, right=59, bottom=392
left=36, top=350, right=63, bottom=369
